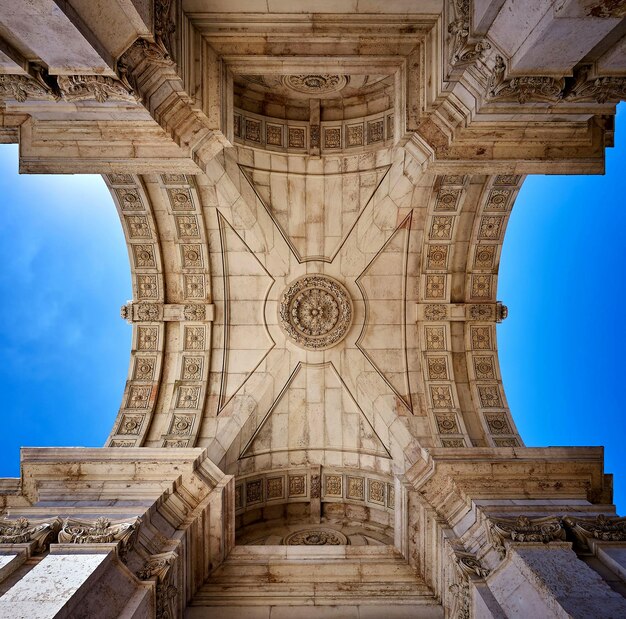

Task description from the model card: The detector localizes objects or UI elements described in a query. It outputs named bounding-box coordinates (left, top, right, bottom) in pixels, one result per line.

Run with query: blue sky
left=0, top=106, right=624, bottom=513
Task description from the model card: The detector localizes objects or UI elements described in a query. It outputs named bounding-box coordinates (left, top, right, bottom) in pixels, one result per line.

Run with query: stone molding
left=417, top=302, right=507, bottom=323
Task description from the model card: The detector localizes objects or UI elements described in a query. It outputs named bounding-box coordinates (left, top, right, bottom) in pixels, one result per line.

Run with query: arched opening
left=498, top=102, right=626, bottom=513
left=0, top=144, right=131, bottom=477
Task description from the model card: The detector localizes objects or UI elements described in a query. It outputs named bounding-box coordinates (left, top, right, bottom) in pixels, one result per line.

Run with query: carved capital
left=0, top=74, right=55, bottom=103
left=58, top=75, right=138, bottom=104
left=137, top=551, right=178, bottom=619
left=565, top=65, right=626, bottom=104
left=58, top=516, right=140, bottom=561
left=0, top=517, right=62, bottom=553
left=564, top=514, right=626, bottom=548
left=490, top=515, right=565, bottom=558
left=488, top=56, right=565, bottom=104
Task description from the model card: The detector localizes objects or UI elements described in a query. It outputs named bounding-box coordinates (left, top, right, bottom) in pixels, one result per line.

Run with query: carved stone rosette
left=0, top=516, right=61, bottom=553
left=278, top=275, right=353, bottom=350
left=283, top=528, right=347, bottom=545
left=490, top=515, right=565, bottom=558
left=58, top=516, right=140, bottom=560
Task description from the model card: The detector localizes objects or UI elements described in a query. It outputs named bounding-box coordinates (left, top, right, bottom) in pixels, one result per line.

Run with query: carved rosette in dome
left=282, top=74, right=348, bottom=95
left=283, top=528, right=348, bottom=545
left=278, top=275, right=353, bottom=350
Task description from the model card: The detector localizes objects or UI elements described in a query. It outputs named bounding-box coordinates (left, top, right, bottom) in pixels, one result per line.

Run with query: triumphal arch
left=1, top=1, right=626, bottom=617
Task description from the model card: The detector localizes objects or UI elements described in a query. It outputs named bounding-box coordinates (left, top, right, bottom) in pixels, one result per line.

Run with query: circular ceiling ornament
left=283, top=528, right=347, bottom=545
left=278, top=274, right=353, bottom=350
left=282, top=74, right=348, bottom=95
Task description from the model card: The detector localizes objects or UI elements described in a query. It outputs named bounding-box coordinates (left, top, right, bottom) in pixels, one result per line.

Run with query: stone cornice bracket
left=0, top=516, right=62, bottom=553
left=563, top=514, right=626, bottom=551
left=564, top=64, right=626, bottom=104
left=487, top=55, right=565, bottom=104
left=137, top=551, right=179, bottom=619
left=57, top=75, right=138, bottom=104
left=490, top=515, right=566, bottom=559
left=120, top=302, right=215, bottom=323
left=447, top=0, right=491, bottom=68
left=417, top=302, right=508, bottom=323
left=58, top=516, right=141, bottom=562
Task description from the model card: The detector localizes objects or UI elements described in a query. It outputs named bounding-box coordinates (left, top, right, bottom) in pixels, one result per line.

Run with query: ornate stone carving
left=448, top=0, right=491, bottom=66
left=58, top=517, right=140, bottom=560
left=155, top=0, right=176, bottom=60
left=496, top=302, right=508, bottom=323
left=278, top=275, right=353, bottom=350
left=310, top=474, right=321, bottom=498
left=564, top=65, right=626, bottom=104
left=454, top=551, right=491, bottom=579
left=424, top=304, right=448, bottom=320
left=137, top=551, right=178, bottom=619
left=284, top=528, right=347, bottom=545
left=58, top=75, right=137, bottom=103
left=0, top=517, right=61, bottom=553
left=282, top=75, right=348, bottom=95
left=289, top=475, right=306, bottom=497
left=564, top=514, right=626, bottom=546
left=121, top=302, right=163, bottom=323
left=488, top=56, right=565, bottom=104
left=490, top=516, right=565, bottom=558
left=0, top=72, right=55, bottom=102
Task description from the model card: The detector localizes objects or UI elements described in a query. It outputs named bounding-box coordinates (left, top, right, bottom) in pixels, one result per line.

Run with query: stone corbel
left=0, top=516, right=62, bottom=554
left=489, top=515, right=566, bottom=559
left=58, top=516, right=141, bottom=562
left=137, top=551, right=179, bottom=619
left=417, top=302, right=507, bottom=322
left=121, top=302, right=215, bottom=323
